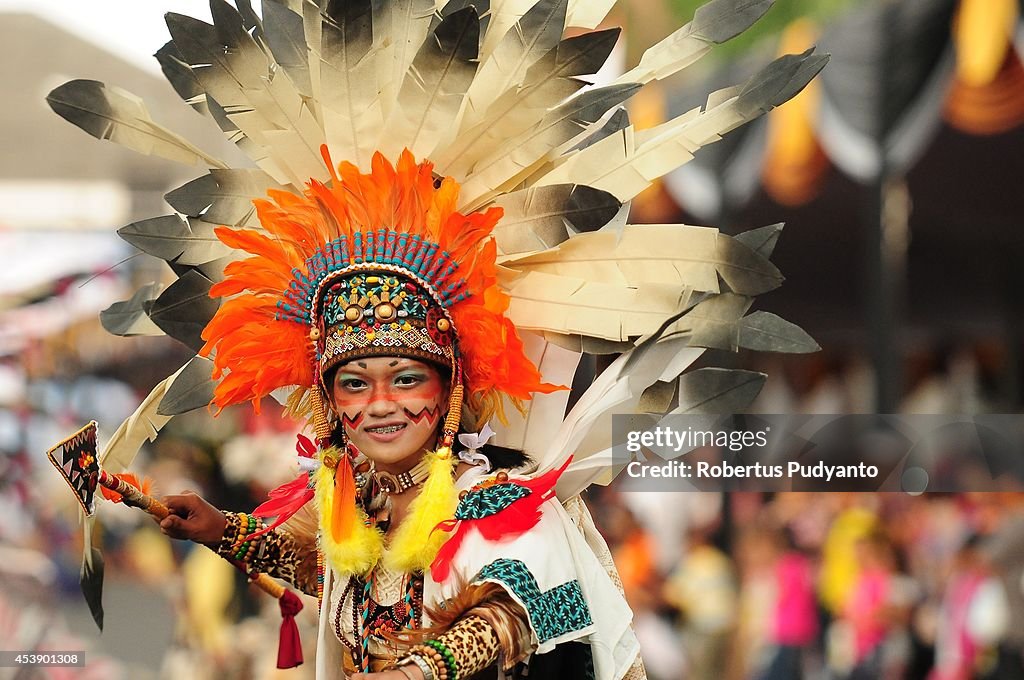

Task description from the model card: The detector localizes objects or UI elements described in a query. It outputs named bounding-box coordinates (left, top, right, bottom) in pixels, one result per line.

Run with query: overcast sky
left=0, top=1, right=217, bottom=72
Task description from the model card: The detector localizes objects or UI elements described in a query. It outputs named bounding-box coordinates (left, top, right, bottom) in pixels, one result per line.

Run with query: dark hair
left=328, top=419, right=531, bottom=472
left=456, top=425, right=532, bottom=470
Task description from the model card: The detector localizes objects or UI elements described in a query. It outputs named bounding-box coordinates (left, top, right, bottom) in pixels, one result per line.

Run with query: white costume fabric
left=317, top=466, right=639, bottom=679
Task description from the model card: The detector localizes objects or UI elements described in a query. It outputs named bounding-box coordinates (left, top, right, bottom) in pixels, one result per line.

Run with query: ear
left=322, top=385, right=339, bottom=416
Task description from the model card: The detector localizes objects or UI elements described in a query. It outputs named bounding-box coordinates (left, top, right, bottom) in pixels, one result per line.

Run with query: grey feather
left=674, top=367, right=766, bottom=414
left=317, top=0, right=378, bottom=166
left=570, top=106, right=630, bottom=152
left=169, top=255, right=239, bottom=284
left=80, top=547, right=105, bottom=631
left=385, top=0, right=437, bottom=100
left=168, top=3, right=325, bottom=182
left=263, top=0, right=313, bottom=96
left=738, top=311, right=819, bottom=353
left=46, top=80, right=226, bottom=168
left=462, top=82, right=641, bottom=206
left=684, top=293, right=754, bottom=351
left=733, top=222, right=784, bottom=259
left=118, top=215, right=233, bottom=266
left=165, top=169, right=286, bottom=228
left=736, top=48, right=830, bottom=115
left=691, top=0, right=775, bottom=43
left=149, top=270, right=220, bottom=353
left=465, top=0, right=568, bottom=121
left=155, top=41, right=212, bottom=117
left=518, top=83, right=643, bottom=155
left=100, top=283, right=165, bottom=337
left=236, top=0, right=264, bottom=38
left=490, top=184, right=621, bottom=254
left=438, top=27, right=621, bottom=175
left=158, top=356, right=216, bottom=416
left=384, top=7, right=480, bottom=159
left=716, top=233, right=784, bottom=295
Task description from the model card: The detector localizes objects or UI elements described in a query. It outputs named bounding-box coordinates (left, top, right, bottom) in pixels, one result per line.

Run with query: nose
left=365, top=384, right=399, bottom=417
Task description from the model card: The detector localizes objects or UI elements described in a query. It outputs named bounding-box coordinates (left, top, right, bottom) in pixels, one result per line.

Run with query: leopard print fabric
left=432, top=615, right=501, bottom=678
left=216, top=511, right=319, bottom=597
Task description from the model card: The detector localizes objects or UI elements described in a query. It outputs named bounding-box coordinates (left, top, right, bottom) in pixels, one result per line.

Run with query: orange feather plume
left=201, top=147, right=564, bottom=418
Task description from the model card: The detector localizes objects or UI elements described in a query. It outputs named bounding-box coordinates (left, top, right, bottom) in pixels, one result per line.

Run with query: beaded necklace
left=334, top=569, right=424, bottom=673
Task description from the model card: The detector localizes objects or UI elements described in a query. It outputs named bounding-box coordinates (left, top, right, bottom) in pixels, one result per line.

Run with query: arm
left=160, top=492, right=320, bottom=597
left=388, top=581, right=532, bottom=680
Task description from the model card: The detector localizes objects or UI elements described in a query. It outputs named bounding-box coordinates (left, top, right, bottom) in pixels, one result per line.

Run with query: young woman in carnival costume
left=48, top=0, right=826, bottom=677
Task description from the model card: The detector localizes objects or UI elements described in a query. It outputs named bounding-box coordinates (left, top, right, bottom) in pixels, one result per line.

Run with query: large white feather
left=99, top=362, right=189, bottom=473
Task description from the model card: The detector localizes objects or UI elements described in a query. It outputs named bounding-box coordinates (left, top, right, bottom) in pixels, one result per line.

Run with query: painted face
left=329, top=357, right=449, bottom=473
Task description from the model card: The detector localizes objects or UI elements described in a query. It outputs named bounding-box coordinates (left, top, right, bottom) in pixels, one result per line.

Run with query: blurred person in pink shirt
left=844, top=531, right=917, bottom=680
left=758, top=527, right=819, bottom=680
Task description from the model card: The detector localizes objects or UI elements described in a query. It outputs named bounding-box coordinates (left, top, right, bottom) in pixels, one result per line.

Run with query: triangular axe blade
left=46, top=421, right=100, bottom=516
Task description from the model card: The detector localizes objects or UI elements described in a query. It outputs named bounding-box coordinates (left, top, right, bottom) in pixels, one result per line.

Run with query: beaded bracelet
left=425, top=639, right=458, bottom=680
left=408, top=645, right=448, bottom=680
left=233, top=514, right=252, bottom=557
left=229, top=513, right=262, bottom=562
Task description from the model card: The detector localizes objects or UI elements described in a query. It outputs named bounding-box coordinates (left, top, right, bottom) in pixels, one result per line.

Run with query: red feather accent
left=295, top=434, right=317, bottom=458
left=250, top=477, right=314, bottom=539
left=430, top=457, right=572, bottom=582
left=249, top=435, right=319, bottom=539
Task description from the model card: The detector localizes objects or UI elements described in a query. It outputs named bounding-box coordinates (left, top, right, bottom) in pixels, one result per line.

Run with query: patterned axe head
left=46, top=421, right=100, bottom=516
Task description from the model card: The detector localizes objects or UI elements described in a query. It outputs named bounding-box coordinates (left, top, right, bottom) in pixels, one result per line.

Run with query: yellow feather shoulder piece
left=314, top=452, right=383, bottom=577
left=383, top=447, right=459, bottom=573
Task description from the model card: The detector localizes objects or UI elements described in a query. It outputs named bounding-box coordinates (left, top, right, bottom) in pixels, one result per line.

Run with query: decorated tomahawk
left=46, top=421, right=305, bottom=668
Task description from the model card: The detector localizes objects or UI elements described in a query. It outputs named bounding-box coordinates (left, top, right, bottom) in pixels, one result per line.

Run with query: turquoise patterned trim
left=474, top=558, right=593, bottom=644
left=455, top=483, right=532, bottom=520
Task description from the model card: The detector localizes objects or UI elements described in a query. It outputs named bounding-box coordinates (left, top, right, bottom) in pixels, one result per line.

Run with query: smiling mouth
left=365, top=424, right=406, bottom=434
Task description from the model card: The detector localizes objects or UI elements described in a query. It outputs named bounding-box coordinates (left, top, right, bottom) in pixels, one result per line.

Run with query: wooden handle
left=97, top=470, right=287, bottom=601
left=251, top=573, right=285, bottom=598
left=97, top=470, right=169, bottom=519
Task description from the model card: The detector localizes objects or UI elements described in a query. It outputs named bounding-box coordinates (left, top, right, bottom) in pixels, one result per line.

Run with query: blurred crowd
left=592, top=488, right=1024, bottom=680
left=2, top=340, right=1024, bottom=680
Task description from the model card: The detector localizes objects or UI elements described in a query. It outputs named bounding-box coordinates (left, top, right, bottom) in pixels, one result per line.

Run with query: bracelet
left=232, top=514, right=259, bottom=548
left=408, top=645, right=447, bottom=680
left=401, top=654, right=434, bottom=680
left=394, top=661, right=421, bottom=680
left=425, top=639, right=458, bottom=680
left=219, top=512, right=264, bottom=562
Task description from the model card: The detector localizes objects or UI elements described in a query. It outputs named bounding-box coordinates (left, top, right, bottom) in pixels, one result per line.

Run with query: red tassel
left=276, top=589, right=304, bottom=668
left=430, top=457, right=572, bottom=582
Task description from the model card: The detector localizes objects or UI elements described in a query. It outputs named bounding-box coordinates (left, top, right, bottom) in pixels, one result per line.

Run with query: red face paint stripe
left=341, top=412, right=364, bottom=429
left=403, top=404, right=443, bottom=425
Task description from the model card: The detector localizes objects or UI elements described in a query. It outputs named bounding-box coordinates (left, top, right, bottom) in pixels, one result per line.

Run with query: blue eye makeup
left=335, top=374, right=366, bottom=389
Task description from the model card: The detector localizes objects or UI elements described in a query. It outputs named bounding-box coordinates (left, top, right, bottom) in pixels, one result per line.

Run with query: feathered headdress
left=49, top=0, right=826, bottom=572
